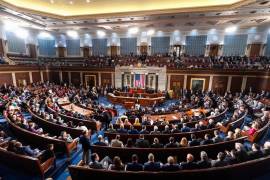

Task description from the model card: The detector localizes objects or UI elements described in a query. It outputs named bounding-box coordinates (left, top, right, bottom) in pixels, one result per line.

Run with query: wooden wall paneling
left=212, top=76, right=228, bottom=95
left=209, top=44, right=219, bottom=57
left=58, top=47, right=65, bottom=58
left=101, top=73, right=112, bottom=86
left=71, top=72, right=81, bottom=86
left=0, top=73, right=13, bottom=85
left=49, top=71, right=60, bottom=84
left=32, top=72, right=41, bottom=83
left=230, top=76, right=243, bottom=93
left=0, top=39, right=5, bottom=57
left=15, top=72, right=30, bottom=86
left=110, top=46, right=118, bottom=56
left=140, top=45, right=148, bottom=55
left=170, top=75, right=184, bottom=97
left=83, top=47, right=90, bottom=58
left=246, top=77, right=270, bottom=92
left=43, top=72, right=49, bottom=82
left=62, top=72, right=69, bottom=84
left=249, top=44, right=262, bottom=57
left=28, top=44, right=37, bottom=58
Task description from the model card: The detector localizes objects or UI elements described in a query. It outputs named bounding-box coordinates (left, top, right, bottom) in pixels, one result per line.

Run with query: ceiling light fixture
left=97, top=30, right=106, bottom=37
left=225, top=26, right=237, bottom=33
left=128, top=27, right=139, bottom=34
left=66, top=30, right=78, bottom=38
left=147, top=29, right=155, bottom=36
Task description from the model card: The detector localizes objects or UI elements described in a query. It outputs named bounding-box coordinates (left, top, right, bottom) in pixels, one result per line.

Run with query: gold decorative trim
left=0, top=0, right=255, bottom=20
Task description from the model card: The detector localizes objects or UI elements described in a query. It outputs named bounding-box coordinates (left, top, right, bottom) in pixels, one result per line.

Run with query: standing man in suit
left=79, top=130, right=91, bottom=165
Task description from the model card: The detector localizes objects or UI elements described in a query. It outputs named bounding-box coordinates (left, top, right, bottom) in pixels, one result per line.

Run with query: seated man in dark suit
left=161, top=156, right=180, bottom=171
left=89, top=153, right=104, bottom=169
left=125, top=154, right=143, bottom=171
left=162, top=125, right=171, bottom=134
left=181, top=123, right=191, bottom=132
left=151, top=138, right=163, bottom=148
left=207, top=119, right=216, bottom=129
left=211, top=152, right=229, bottom=167
left=191, top=123, right=200, bottom=132
left=15, top=142, right=39, bottom=157
left=143, top=153, right=161, bottom=171
left=117, top=124, right=128, bottom=134
left=139, top=126, right=150, bottom=134
left=188, top=134, right=201, bottom=146
left=248, top=143, right=264, bottom=160
left=197, top=151, right=211, bottom=169
left=165, top=137, right=179, bottom=148
left=235, top=143, right=248, bottom=162
left=128, top=125, right=139, bottom=134
left=171, top=124, right=181, bottom=134
left=141, top=118, right=151, bottom=126
left=94, top=135, right=108, bottom=146
left=212, top=130, right=223, bottom=143
left=180, top=153, right=199, bottom=170
left=198, top=121, right=207, bottom=130
left=200, top=134, right=214, bottom=145
left=135, top=134, right=150, bottom=148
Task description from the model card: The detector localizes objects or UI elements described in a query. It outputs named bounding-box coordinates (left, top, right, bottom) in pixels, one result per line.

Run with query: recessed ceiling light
left=225, top=26, right=237, bottom=33
left=86, top=0, right=91, bottom=3
left=50, top=0, right=54, bottom=4
left=69, top=1, right=73, bottom=5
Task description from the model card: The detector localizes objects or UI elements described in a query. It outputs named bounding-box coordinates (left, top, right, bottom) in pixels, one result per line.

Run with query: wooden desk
left=107, top=93, right=165, bottom=108
left=58, top=98, right=93, bottom=116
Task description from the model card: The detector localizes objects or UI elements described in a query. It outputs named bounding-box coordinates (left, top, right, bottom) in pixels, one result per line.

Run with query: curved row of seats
left=68, top=155, right=270, bottom=180
left=0, top=140, right=55, bottom=179
left=4, top=110, right=78, bottom=158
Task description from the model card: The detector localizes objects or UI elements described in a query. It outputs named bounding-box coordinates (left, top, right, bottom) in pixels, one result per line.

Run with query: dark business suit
left=79, top=135, right=91, bottom=164
left=135, top=139, right=150, bottom=148
left=180, top=162, right=199, bottom=170
left=144, top=162, right=161, bottom=171
left=161, top=164, right=180, bottom=171
left=89, top=161, right=104, bottom=169
left=126, top=162, right=143, bottom=171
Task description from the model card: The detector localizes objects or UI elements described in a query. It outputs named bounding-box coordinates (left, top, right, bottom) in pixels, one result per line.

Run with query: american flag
left=134, top=74, right=145, bottom=88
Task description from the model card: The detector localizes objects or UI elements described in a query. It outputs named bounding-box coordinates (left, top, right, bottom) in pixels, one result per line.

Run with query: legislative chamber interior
left=0, top=0, right=270, bottom=180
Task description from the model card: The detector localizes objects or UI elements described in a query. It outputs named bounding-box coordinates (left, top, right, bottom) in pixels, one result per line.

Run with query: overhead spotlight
left=66, top=30, right=78, bottom=38
left=69, top=1, right=73, bottom=5
left=225, top=26, right=237, bottom=33
left=97, top=30, right=106, bottom=37
left=38, top=31, right=53, bottom=39
left=147, top=29, right=155, bottom=36
left=50, top=0, right=54, bottom=4
left=128, top=27, right=139, bottom=34
left=86, top=0, right=91, bottom=3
